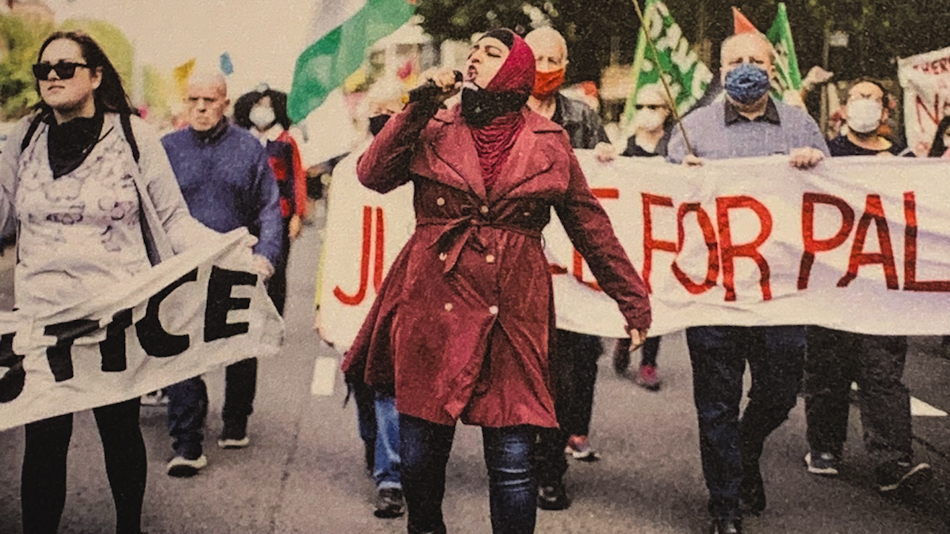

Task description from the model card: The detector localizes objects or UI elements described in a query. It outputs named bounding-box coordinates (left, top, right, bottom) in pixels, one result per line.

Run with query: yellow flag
left=173, top=59, right=197, bottom=99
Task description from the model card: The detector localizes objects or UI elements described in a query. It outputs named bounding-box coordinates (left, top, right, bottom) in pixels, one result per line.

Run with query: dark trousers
left=641, top=336, right=660, bottom=367
left=267, top=217, right=292, bottom=315
left=804, top=327, right=912, bottom=465
left=166, top=358, right=258, bottom=457
left=533, top=330, right=601, bottom=486
left=400, top=414, right=536, bottom=534
left=22, top=399, right=146, bottom=534
left=614, top=335, right=661, bottom=367
left=686, top=325, right=804, bottom=520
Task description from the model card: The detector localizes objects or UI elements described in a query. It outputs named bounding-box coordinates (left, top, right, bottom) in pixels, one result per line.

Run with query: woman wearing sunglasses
left=0, top=31, right=215, bottom=534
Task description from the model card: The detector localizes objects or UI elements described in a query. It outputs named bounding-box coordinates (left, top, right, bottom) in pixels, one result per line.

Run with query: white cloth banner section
left=898, top=45, right=950, bottom=153
left=319, top=151, right=950, bottom=348
left=319, top=147, right=415, bottom=352
left=0, top=230, right=284, bottom=431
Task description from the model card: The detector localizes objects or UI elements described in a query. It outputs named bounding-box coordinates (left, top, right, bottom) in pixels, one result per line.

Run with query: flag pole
left=631, top=0, right=695, bottom=157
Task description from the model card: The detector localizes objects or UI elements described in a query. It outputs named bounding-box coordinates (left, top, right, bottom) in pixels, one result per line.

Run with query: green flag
left=766, top=3, right=803, bottom=101
left=287, top=0, right=415, bottom=123
left=624, top=0, right=713, bottom=126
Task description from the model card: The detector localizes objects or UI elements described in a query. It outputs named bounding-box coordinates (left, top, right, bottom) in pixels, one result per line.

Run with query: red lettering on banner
left=568, top=188, right=619, bottom=291
left=716, top=196, right=773, bottom=301
left=798, top=193, right=855, bottom=290
left=374, top=208, right=385, bottom=291
left=838, top=195, right=899, bottom=289
left=903, top=192, right=950, bottom=292
left=641, top=194, right=676, bottom=293
left=334, top=206, right=372, bottom=305
left=915, top=93, right=942, bottom=132
left=671, top=203, right=719, bottom=294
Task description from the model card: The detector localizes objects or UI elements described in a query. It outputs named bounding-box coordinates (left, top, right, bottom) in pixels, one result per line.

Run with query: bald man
left=161, top=72, right=282, bottom=477
left=524, top=26, right=616, bottom=512
left=667, top=33, right=829, bottom=534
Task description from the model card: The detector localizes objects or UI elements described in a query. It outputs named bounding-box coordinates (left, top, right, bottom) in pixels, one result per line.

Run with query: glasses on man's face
left=635, top=104, right=666, bottom=111
left=33, top=61, right=90, bottom=81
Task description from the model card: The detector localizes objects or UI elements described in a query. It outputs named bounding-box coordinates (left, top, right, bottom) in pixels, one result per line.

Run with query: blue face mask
left=723, top=63, right=771, bottom=105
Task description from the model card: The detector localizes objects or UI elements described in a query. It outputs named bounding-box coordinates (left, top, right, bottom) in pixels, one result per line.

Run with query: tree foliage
left=0, top=14, right=133, bottom=121
left=0, top=13, right=52, bottom=120
left=416, top=0, right=950, bottom=85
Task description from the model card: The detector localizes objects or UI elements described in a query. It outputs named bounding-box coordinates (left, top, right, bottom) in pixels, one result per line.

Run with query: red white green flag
left=287, top=0, right=416, bottom=123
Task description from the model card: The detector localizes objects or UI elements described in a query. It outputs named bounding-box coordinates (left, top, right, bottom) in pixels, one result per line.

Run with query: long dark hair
left=233, top=88, right=292, bottom=130
left=928, top=115, right=950, bottom=157
left=34, top=30, right=136, bottom=116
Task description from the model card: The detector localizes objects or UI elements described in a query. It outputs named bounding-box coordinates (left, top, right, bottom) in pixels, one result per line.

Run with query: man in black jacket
left=525, top=26, right=617, bottom=511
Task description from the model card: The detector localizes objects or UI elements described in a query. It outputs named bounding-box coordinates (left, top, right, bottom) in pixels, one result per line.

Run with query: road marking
left=911, top=397, right=947, bottom=417
left=851, top=382, right=946, bottom=417
left=311, top=356, right=337, bottom=397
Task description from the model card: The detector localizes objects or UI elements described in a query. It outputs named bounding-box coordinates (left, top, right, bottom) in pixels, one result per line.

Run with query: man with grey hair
left=161, top=71, right=282, bottom=477
left=667, top=32, right=828, bottom=534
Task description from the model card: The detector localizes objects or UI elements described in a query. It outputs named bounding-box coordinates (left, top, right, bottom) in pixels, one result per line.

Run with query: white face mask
left=635, top=108, right=666, bottom=132
left=249, top=106, right=276, bottom=129
left=846, top=99, right=883, bottom=134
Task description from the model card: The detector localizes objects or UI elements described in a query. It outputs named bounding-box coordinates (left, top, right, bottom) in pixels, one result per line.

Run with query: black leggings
left=22, top=398, right=146, bottom=534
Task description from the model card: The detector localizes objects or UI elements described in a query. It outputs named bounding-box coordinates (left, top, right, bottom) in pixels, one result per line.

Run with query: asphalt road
left=0, top=210, right=946, bottom=534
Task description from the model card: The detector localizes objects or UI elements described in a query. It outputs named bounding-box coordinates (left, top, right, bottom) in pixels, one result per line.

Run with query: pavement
left=0, top=208, right=947, bottom=533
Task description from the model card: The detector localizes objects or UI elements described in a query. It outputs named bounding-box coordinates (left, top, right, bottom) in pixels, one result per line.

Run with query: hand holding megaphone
left=410, top=68, right=463, bottom=105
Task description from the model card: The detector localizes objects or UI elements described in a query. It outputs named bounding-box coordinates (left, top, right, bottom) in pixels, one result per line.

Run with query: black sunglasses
left=635, top=104, right=667, bottom=110
left=32, top=61, right=90, bottom=81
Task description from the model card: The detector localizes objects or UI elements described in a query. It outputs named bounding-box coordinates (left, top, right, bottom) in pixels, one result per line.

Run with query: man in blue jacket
left=161, top=71, right=282, bottom=477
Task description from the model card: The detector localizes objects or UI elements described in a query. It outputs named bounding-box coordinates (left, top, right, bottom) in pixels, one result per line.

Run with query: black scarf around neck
left=47, top=112, right=105, bottom=179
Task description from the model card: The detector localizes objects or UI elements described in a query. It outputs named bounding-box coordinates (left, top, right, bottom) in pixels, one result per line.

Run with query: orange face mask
left=532, top=68, right=566, bottom=100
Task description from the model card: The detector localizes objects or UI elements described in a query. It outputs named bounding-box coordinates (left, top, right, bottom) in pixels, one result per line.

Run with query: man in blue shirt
left=161, top=72, right=282, bottom=477
left=668, top=33, right=828, bottom=534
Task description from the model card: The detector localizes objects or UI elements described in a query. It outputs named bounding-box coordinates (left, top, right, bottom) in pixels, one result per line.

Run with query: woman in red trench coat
left=342, top=29, right=650, bottom=534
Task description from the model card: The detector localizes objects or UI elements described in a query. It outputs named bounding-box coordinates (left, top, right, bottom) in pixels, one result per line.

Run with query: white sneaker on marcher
left=167, top=455, right=207, bottom=477
left=140, top=390, right=168, bottom=406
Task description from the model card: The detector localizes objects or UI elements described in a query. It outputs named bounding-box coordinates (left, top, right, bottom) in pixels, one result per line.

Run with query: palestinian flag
left=287, top=0, right=416, bottom=123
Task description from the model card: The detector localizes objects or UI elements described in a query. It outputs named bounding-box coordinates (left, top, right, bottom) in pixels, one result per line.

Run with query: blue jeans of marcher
left=686, top=325, right=804, bottom=520
left=400, top=414, right=537, bottom=534
left=355, top=387, right=402, bottom=490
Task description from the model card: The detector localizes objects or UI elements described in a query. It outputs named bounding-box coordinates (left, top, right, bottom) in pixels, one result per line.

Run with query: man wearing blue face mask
left=667, top=32, right=829, bottom=534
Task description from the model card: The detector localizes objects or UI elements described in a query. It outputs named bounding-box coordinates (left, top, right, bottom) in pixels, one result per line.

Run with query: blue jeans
left=400, top=414, right=536, bottom=534
left=354, top=385, right=402, bottom=490
left=686, top=325, right=804, bottom=520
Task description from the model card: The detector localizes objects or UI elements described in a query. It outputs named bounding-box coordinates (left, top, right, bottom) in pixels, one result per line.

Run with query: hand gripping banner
left=0, top=230, right=284, bottom=431
left=320, top=152, right=950, bottom=348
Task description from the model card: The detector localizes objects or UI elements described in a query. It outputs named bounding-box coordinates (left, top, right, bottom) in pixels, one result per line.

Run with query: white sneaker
left=167, top=454, right=207, bottom=477
left=140, top=390, right=168, bottom=406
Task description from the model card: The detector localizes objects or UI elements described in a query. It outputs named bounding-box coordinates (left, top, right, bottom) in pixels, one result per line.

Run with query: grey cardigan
left=0, top=112, right=216, bottom=256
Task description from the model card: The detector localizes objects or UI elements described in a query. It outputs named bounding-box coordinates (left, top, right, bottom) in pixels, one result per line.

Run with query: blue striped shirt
left=667, top=99, right=829, bottom=163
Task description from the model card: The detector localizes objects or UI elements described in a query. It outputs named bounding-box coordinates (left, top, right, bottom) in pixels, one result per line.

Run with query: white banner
left=320, top=152, right=950, bottom=348
left=0, top=230, right=284, bottom=431
left=898, top=45, right=950, bottom=154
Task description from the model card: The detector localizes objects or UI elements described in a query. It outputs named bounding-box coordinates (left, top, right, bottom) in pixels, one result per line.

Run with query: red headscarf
left=468, top=29, right=535, bottom=189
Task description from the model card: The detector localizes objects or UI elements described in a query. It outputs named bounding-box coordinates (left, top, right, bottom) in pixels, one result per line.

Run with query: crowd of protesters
left=0, top=23, right=945, bottom=534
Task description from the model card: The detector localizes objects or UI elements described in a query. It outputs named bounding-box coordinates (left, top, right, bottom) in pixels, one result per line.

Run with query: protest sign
left=0, top=230, right=284, bottom=431
left=319, top=152, right=950, bottom=348
left=898, top=45, right=950, bottom=153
